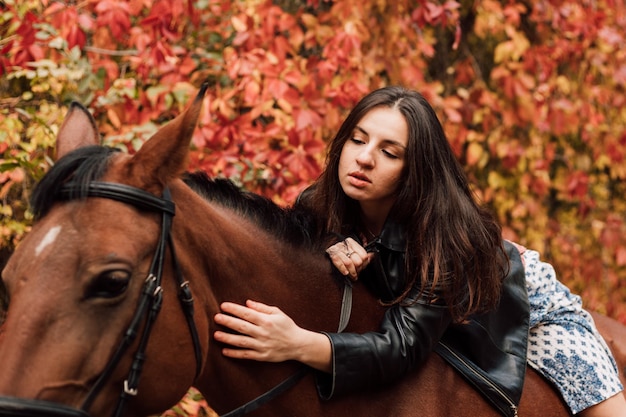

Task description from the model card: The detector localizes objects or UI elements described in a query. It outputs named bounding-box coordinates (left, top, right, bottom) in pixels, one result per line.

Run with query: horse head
left=0, top=86, right=210, bottom=416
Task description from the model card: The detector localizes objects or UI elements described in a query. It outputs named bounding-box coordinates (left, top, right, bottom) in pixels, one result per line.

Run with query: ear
left=55, top=102, right=100, bottom=161
left=129, top=83, right=208, bottom=187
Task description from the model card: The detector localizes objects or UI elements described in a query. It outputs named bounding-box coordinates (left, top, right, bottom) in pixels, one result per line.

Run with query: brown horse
left=0, top=86, right=625, bottom=417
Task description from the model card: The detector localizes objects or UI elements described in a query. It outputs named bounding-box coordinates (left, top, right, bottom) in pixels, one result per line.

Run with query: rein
left=59, top=181, right=204, bottom=417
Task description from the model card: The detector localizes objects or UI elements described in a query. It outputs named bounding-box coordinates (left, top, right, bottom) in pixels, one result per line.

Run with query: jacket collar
left=374, top=216, right=406, bottom=252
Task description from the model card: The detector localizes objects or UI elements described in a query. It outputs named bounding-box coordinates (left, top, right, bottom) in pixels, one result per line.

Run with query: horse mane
left=30, top=146, right=325, bottom=251
left=182, top=171, right=324, bottom=251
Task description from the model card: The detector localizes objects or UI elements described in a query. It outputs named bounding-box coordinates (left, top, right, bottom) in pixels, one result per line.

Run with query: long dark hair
left=303, top=86, right=507, bottom=322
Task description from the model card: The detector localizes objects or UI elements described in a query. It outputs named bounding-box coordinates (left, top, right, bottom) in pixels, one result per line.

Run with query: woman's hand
left=325, top=237, right=373, bottom=280
left=214, top=300, right=332, bottom=372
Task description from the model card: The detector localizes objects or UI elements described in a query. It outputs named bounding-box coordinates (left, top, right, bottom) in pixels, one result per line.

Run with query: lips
left=347, top=171, right=371, bottom=187
left=349, top=171, right=371, bottom=182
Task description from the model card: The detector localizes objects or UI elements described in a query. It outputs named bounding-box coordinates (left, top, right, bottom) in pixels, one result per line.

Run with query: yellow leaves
left=487, top=171, right=507, bottom=190
left=494, top=30, right=530, bottom=63
left=466, top=142, right=487, bottom=168
left=231, top=13, right=248, bottom=32
left=107, top=108, right=122, bottom=129
left=159, top=388, right=216, bottom=417
left=474, top=0, right=526, bottom=38
left=555, top=75, right=571, bottom=95
left=0, top=114, right=24, bottom=147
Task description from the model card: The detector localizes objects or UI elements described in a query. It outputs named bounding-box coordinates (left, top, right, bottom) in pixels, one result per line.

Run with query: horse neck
left=170, top=183, right=347, bottom=332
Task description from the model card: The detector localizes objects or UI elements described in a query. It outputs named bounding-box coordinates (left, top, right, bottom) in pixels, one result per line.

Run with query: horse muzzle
left=0, top=396, right=90, bottom=417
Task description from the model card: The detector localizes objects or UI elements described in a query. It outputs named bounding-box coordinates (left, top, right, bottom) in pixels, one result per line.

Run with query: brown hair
left=302, top=86, right=507, bottom=322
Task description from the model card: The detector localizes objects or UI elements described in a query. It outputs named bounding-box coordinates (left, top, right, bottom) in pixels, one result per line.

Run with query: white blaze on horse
left=0, top=86, right=625, bottom=417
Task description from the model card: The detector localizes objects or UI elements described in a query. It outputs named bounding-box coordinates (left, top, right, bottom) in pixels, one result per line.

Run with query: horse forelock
left=183, top=171, right=325, bottom=252
left=31, top=146, right=120, bottom=219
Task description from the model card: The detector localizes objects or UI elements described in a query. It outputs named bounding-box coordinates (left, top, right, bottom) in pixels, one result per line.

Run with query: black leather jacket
left=315, top=221, right=530, bottom=417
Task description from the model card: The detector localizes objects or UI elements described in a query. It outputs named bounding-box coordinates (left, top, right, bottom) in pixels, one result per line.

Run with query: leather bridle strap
left=58, top=182, right=203, bottom=417
left=0, top=397, right=91, bottom=417
left=60, top=181, right=177, bottom=216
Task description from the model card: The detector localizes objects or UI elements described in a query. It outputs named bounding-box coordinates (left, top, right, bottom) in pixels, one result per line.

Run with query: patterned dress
left=522, top=248, right=624, bottom=414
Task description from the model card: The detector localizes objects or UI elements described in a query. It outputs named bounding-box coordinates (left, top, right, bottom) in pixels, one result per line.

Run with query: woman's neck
left=358, top=205, right=388, bottom=238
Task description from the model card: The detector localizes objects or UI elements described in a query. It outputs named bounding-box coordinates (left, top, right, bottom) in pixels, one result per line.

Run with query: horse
left=0, top=84, right=625, bottom=417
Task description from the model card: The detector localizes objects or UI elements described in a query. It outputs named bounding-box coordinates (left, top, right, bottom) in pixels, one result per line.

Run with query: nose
left=355, top=146, right=375, bottom=168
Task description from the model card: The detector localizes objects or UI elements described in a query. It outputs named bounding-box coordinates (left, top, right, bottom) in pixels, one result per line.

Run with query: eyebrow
left=354, top=125, right=407, bottom=149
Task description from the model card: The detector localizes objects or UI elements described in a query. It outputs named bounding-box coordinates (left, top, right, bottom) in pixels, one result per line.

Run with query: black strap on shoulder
left=219, top=367, right=309, bottom=417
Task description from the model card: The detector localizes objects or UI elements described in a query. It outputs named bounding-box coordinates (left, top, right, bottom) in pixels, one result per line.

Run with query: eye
left=350, top=137, right=365, bottom=145
left=382, top=149, right=400, bottom=159
left=86, top=270, right=131, bottom=299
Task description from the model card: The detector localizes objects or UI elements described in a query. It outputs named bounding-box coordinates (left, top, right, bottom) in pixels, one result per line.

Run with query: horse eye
left=86, top=271, right=130, bottom=299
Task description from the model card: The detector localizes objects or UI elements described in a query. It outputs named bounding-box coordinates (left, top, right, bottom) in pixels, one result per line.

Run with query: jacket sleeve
left=315, top=288, right=452, bottom=400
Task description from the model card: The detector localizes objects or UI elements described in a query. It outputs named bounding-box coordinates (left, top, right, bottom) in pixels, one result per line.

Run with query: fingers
left=214, top=302, right=269, bottom=359
left=326, top=238, right=372, bottom=279
left=213, top=300, right=300, bottom=363
left=245, top=299, right=276, bottom=314
left=215, top=301, right=275, bottom=336
left=214, top=330, right=275, bottom=361
left=219, top=300, right=278, bottom=323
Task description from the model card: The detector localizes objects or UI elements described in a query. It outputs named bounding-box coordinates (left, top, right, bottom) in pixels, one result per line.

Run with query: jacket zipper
left=438, top=342, right=518, bottom=417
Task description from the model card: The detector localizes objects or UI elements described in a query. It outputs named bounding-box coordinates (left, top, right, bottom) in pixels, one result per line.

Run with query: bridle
left=0, top=181, right=203, bottom=417
left=67, top=181, right=205, bottom=417
left=0, top=179, right=353, bottom=417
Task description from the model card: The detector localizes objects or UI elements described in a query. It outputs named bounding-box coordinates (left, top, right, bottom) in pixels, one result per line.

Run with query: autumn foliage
left=1, top=0, right=626, bottom=412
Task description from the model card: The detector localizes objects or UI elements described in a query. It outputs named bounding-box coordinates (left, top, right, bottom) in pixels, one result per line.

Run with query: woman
left=213, top=86, right=625, bottom=416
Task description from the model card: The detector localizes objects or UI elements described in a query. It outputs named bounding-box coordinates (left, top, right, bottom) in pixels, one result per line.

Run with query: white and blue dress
left=521, top=246, right=623, bottom=414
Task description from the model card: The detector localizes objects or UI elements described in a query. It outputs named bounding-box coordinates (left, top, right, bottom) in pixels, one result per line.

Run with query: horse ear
left=129, top=83, right=208, bottom=187
left=55, top=102, right=99, bottom=161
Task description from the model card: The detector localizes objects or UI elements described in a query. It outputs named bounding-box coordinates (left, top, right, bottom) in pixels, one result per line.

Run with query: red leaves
left=95, top=0, right=132, bottom=40
left=6, top=12, right=45, bottom=69
left=141, top=0, right=187, bottom=41
left=44, top=4, right=91, bottom=50
left=564, top=171, right=589, bottom=201
left=294, top=108, right=322, bottom=131
left=411, top=0, right=460, bottom=28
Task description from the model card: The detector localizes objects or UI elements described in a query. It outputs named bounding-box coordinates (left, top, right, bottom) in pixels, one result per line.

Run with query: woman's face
left=338, top=106, right=408, bottom=218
